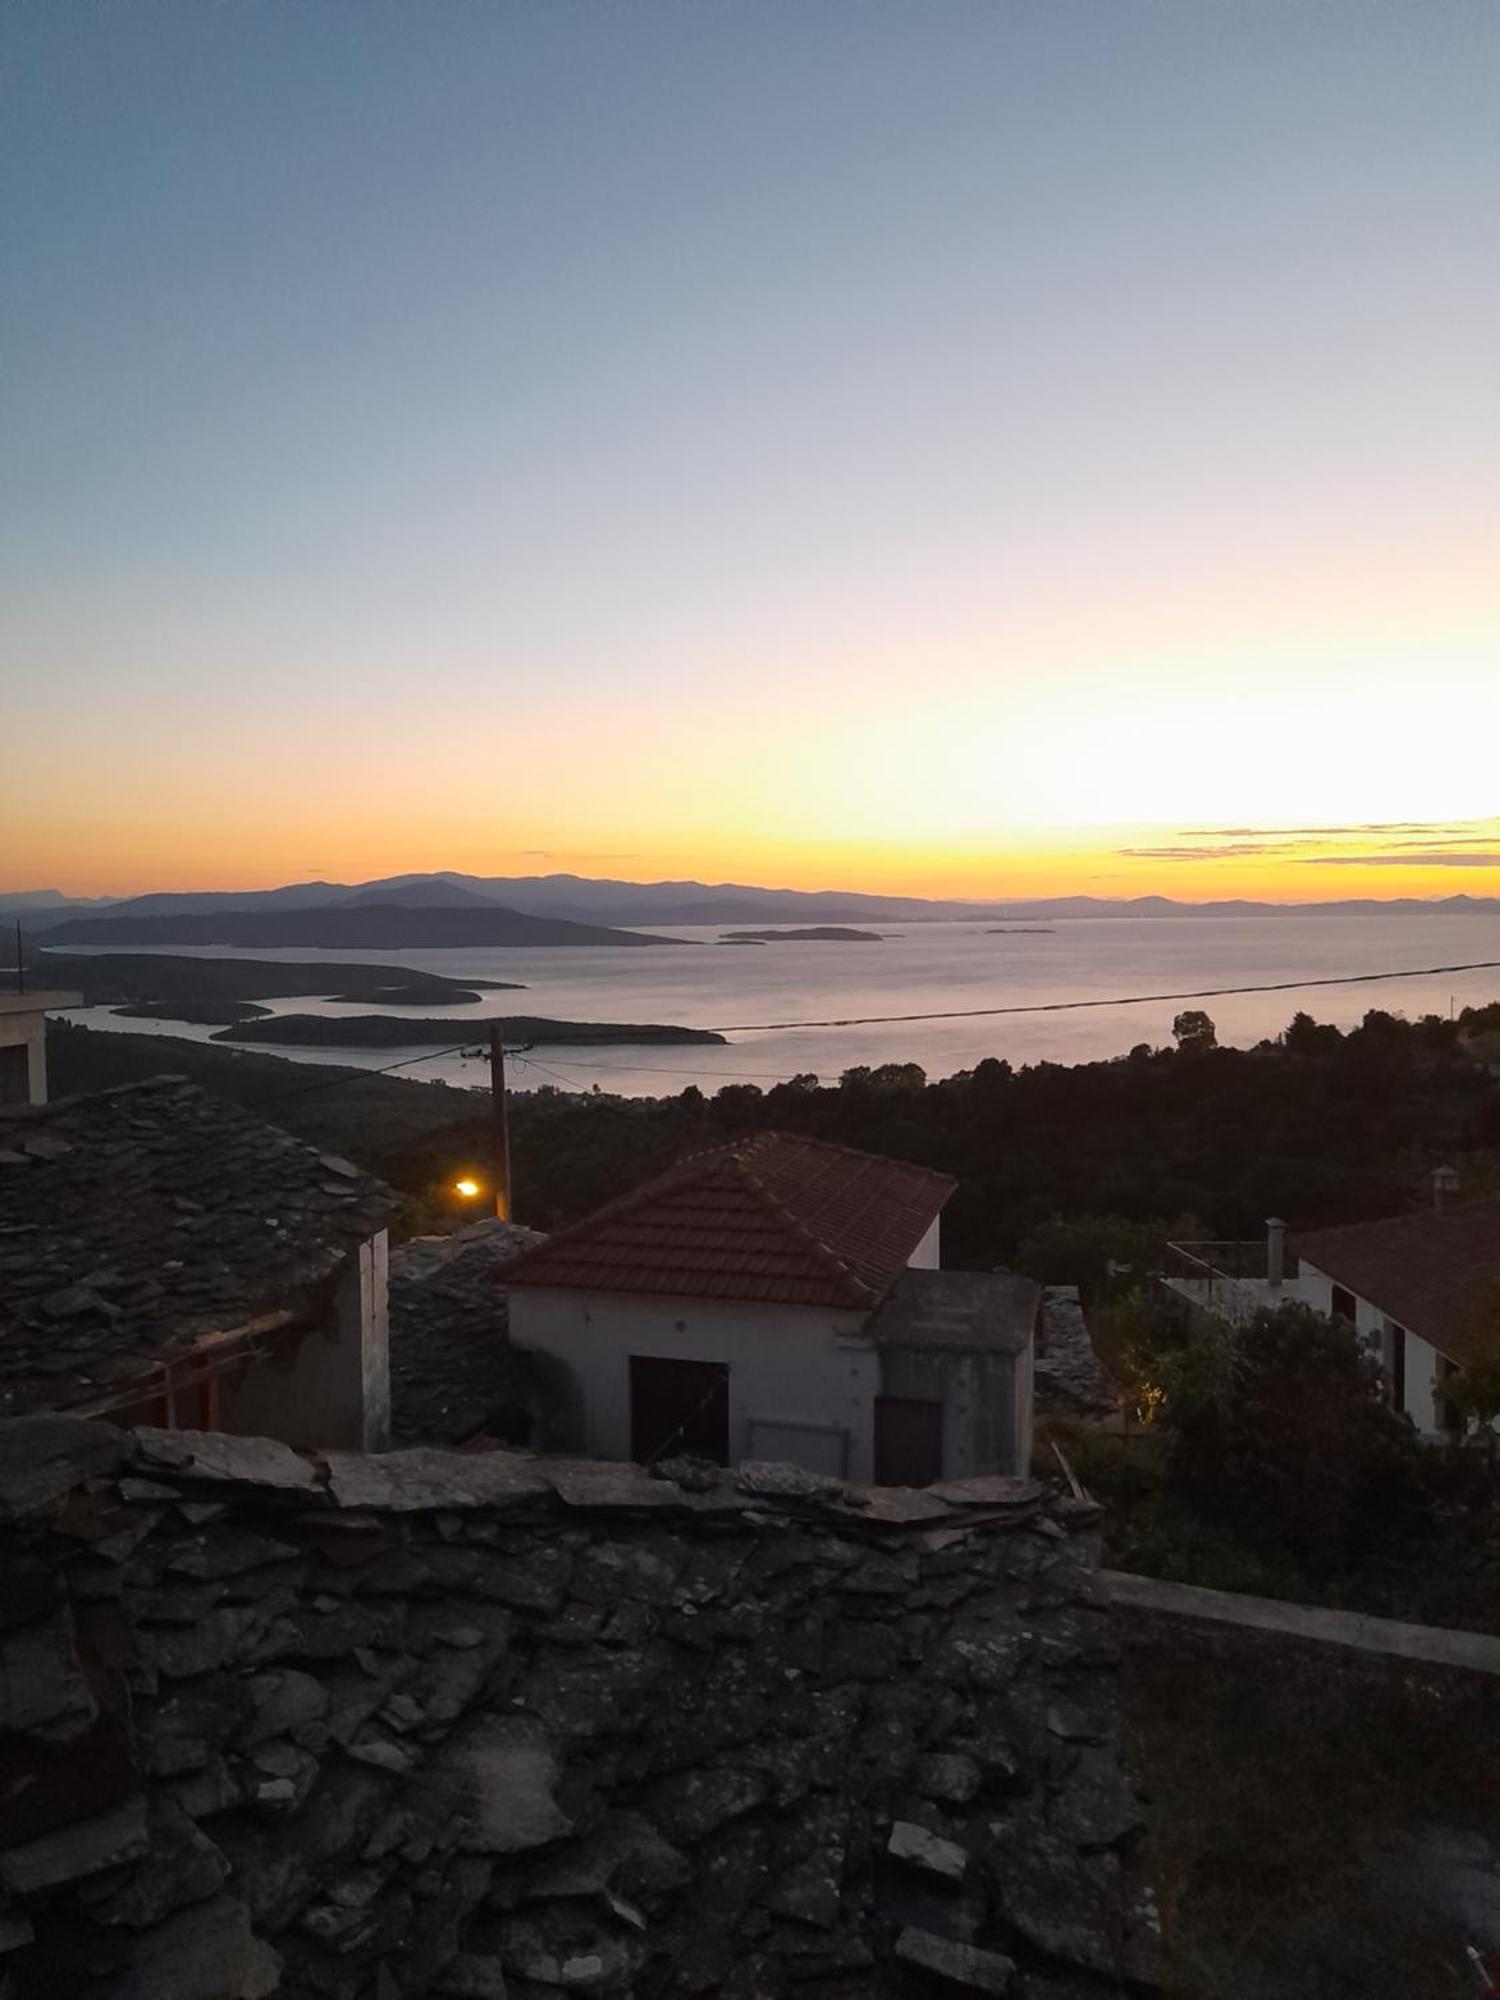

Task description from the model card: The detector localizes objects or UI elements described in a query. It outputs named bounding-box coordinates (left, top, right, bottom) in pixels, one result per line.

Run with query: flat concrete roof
left=868, top=1268, right=1039, bottom=1353
left=0, top=992, right=81, bottom=1016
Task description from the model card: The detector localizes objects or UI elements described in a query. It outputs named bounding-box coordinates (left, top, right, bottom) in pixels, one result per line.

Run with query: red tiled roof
left=1291, top=1200, right=1500, bottom=1368
left=506, top=1133, right=956, bottom=1310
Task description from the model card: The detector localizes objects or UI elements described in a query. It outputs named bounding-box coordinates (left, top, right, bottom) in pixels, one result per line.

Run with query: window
left=0, top=1045, right=28, bottom=1108
left=629, top=1356, right=729, bottom=1466
left=1330, top=1284, right=1358, bottom=1325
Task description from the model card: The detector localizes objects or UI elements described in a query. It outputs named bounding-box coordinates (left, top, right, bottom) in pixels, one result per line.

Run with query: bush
left=1159, top=1303, right=1421, bottom=1573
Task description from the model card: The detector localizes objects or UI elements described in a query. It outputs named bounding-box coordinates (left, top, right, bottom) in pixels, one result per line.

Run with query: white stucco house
left=505, top=1132, right=1038, bottom=1484
left=1165, top=1179, right=1500, bottom=1435
left=0, top=990, right=80, bottom=1107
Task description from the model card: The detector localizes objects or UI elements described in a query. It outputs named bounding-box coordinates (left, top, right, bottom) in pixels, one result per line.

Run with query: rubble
left=0, top=1417, right=1151, bottom=1997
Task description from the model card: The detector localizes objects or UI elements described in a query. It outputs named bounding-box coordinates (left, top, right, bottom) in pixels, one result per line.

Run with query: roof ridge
left=1293, top=1194, right=1500, bottom=1243
left=730, top=1148, right=880, bottom=1309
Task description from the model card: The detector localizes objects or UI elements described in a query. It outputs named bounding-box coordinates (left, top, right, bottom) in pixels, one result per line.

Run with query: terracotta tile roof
left=0, top=1077, right=395, bottom=1418
left=506, top=1132, right=955, bottom=1310
left=1291, top=1200, right=1500, bottom=1368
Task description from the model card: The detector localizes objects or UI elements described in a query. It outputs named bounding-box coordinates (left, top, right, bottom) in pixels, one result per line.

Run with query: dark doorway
left=0, top=1045, right=28, bottom=1108
left=629, top=1355, right=729, bottom=1466
left=874, top=1396, right=944, bottom=1486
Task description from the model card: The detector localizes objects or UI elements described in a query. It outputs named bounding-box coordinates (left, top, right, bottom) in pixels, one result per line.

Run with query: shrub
left=1159, top=1302, right=1421, bottom=1573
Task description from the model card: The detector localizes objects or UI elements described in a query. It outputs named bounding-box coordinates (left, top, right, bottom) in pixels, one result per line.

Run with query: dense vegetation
left=50, top=1003, right=1500, bottom=1265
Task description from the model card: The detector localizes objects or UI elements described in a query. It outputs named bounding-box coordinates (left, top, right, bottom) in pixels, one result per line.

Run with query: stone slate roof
left=1292, top=1199, right=1500, bottom=1367
left=0, top=1077, right=394, bottom=1418
left=506, top=1132, right=955, bottom=1310
left=389, top=1217, right=546, bottom=1447
left=868, top=1269, right=1040, bottom=1352
left=0, top=1419, right=1153, bottom=1998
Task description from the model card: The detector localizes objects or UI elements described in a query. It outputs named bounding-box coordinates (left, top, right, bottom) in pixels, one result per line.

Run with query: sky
left=3, top=0, right=1498, bottom=902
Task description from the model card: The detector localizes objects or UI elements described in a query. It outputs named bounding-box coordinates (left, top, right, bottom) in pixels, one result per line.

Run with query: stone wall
left=0, top=1420, right=1156, bottom=2000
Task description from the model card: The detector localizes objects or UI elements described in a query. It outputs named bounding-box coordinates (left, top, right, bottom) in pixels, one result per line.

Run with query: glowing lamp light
left=453, top=1177, right=482, bottom=1200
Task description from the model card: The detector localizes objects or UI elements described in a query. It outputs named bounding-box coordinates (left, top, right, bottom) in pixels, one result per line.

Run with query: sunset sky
left=4, top=2, right=1497, bottom=902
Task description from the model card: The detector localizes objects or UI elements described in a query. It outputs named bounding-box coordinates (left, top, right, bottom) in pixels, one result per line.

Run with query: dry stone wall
left=0, top=1419, right=1157, bottom=2000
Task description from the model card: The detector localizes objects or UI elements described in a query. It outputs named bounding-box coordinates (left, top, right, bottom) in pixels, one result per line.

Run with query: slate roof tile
left=0, top=1077, right=395, bottom=1418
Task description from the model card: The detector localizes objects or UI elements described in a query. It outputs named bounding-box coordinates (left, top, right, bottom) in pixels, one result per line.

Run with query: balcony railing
left=1162, top=1241, right=1279, bottom=1330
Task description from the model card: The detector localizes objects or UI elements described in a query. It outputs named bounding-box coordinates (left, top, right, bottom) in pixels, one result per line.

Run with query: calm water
left=57, top=914, right=1500, bottom=1098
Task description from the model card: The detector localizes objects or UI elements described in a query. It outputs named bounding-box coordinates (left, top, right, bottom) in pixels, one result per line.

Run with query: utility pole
left=488, top=1022, right=512, bottom=1221
left=15, top=921, right=23, bottom=996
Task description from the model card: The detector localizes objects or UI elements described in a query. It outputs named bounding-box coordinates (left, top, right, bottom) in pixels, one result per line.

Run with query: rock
left=987, top=1827, right=1122, bottom=1979
left=1049, top=1746, right=1146, bottom=1851
left=1, top=1797, right=150, bottom=1896
left=512, top=1812, right=691, bottom=1909
left=244, top=1669, right=330, bottom=1743
left=895, top=1927, right=1014, bottom=1993
left=0, top=1415, right=123, bottom=1521
left=83, top=1799, right=226, bottom=1928
left=433, top=1719, right=572, bottom=1854
left=1045, top=1700, right=1107, bottom=1745
left=436, top=1952, right=510, bottom=1997
left=645, top=1766, right=766, bottom=1844
left=766, top=1858, right=842, bottom=1930
left=130, top=1428, right=319, bottom=1494
left=736, top=1461, right=844, bottom=1502
left=102, top=1893, right=283, bottom=2000
left=913, top=1752, right=983, bottom=1805
left=888, top=1822, right=968, bottom=1883
left=0, top=1611, right=96, bottom=1741
left=324, top=1449, right=552, bottom=1513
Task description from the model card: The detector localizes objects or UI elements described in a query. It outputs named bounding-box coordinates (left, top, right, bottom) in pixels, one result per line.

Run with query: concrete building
left=506, top=1132, right=1039, bottom=1483
left=0, top=1076, right=396, bottom=1450
left=0, top=990, right=80, bottom=1107
left=1164, top=1176, right=1500, bottom=1434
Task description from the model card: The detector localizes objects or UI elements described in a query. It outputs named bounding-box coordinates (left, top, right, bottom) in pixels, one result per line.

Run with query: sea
left=55, top=913, right=1500, bottom=1099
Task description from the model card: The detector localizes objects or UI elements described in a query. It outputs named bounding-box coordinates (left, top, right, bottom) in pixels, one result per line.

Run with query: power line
left=698, top=957, right=1500, bottom=1036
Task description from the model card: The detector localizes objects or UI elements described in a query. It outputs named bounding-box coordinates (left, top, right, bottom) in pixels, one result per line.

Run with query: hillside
left=42, top=900, right=680, bottom=950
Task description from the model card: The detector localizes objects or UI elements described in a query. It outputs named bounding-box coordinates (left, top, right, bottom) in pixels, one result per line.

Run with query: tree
left=1445, top=1361, right=1500, bottom=1481
left=1172, top=1009, right=1217, bottom=1053
left=1159, top=1302, right=1419, bottom=1571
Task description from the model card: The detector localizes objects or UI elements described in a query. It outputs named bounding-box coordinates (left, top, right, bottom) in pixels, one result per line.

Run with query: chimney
left=1266, top=1217, right=1286, bottom=1290
left=1432, top=1165, right=1460, bottom=1213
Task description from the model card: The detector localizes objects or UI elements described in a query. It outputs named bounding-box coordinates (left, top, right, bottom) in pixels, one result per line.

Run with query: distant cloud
left=1118, top=818, right=1500, bottom=864
left=1298, top=852, right=1500, bottom=868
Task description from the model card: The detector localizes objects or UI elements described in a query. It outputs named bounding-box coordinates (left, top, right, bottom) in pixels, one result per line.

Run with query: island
left=39, top=951, right=523, bottom=1012
left=719, top=926, right=884, bottom=943
left=43, top=900, right=681, bottom=950
left=212, top=1014, right=728, bottom=1049
left=987, top=927, right=1056, bottom=935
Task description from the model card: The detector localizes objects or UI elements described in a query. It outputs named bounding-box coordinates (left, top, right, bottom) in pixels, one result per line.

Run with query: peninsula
left=719, top=926, right=884, bottom=943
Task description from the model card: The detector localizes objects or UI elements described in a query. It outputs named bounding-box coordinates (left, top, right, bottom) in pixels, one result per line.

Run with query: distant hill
left=13, top=867, right=1500, bottom=938
left=41, top=900, right=680, bottom=950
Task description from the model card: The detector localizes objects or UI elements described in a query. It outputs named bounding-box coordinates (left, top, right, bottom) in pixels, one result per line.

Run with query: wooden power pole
left=488, top=1023, right=512, bottom=1221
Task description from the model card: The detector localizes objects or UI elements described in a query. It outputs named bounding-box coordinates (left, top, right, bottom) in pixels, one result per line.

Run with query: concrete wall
left=1297, top=1260, right=1446, bottom=1435
left=877, top=1339, right=1032, bottom=1479
left=223, top=1230, right=390, bottom=1451
left=508, top=1288, right=880, bottom=1479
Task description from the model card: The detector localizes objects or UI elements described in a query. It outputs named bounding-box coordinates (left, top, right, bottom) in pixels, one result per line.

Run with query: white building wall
left=223, top=1230, right=391, bottom=1452
left=1298, top=1258, right=1446, bottom=1435
left=908, top=1217, right=941, bottom=1270
left=507, top=1289, right=881, bottom=1480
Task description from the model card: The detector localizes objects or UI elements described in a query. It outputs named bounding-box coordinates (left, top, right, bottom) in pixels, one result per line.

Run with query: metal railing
left=1162, top=1241, right=1274, bottom=1330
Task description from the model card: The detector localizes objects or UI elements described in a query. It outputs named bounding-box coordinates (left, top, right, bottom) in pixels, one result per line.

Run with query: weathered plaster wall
left=224, top=1234, right=390, bottom=1455
left=0, top=1419, right=1154, bottom=2000
left=508, top=1289, right=880, bottom=1478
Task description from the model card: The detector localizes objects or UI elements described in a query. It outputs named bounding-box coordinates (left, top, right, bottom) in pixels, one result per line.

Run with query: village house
left=1164, top=1173, right=1500, bottom=1434
left=505, top=1131, right=1037, bottom=1483
left=0, top=989, right=81, bottom=1107
left=0, top=1076, right=396, bottom=1449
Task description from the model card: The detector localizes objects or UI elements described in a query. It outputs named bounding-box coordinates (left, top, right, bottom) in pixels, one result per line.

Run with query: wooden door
left=629, top=1356, right=729, bottom=1466
left=874, top=1396, right=944, bottom=1487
